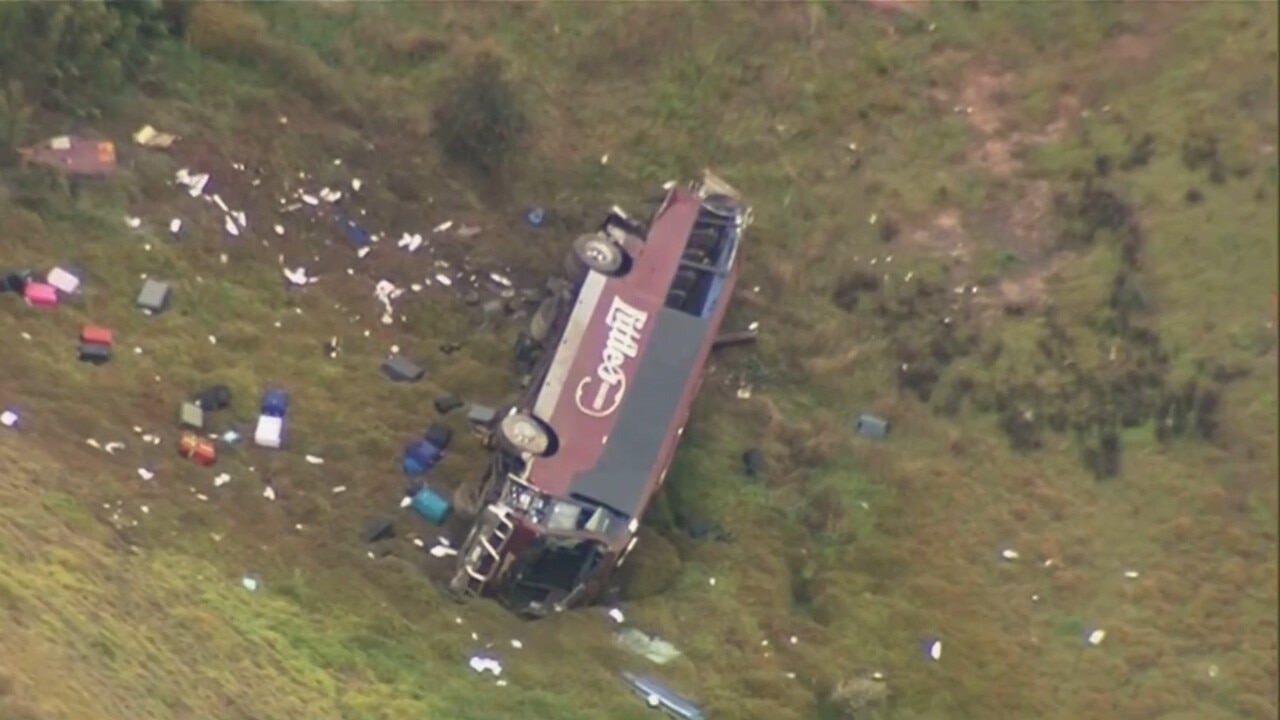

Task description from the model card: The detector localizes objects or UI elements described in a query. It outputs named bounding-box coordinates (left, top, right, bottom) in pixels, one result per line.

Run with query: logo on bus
left=575, top=296, right=649, bottom=418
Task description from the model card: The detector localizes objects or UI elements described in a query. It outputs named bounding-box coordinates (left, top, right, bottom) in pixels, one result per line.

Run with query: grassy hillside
left=0, top=3, right=1275, bottom=720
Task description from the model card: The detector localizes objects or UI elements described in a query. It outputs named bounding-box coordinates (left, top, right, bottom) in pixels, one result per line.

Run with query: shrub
left=0, top=1, right=168, bottom=117
left=433, top=51, right=527, bottom=177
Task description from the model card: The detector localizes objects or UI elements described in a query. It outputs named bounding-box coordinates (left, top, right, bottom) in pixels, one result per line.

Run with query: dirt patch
left=899, top=208, right=973, bottom=281
left=1103, top=32, right=1156, bottom=64
left=942, top=64, right=1082, bottom=177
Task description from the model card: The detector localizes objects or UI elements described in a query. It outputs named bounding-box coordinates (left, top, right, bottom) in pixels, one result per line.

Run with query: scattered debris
left=81, top=325, right=114, bottom=346
left=409, top=486, right=452, bottom=525
left=468, top=652, right=503, bottom=676
left=133, top=125, right=178, bottom=149
left=283, top=266, right=318, bottom=286
left=382, top=355, right=425, bottom=383
left=403, top=425, right=451, bottom=476
left=924, top=637, right=943, bottom=661
left=47, top=267, right=81, bottom=295
left=466, top=404, right=498, bottom=428
left=1086, top=629, right=1106, bottom=646
left=1, top=408, right=19, bottom=428
left=178, top=431, right=217, bottom=466
left=241, top=574, right=261, bottom=592
left=607, top=607, right=626, bottom=624
left=178, top=401, right=205, bottom=430
left=213, top=473, right=231, bottom=488
left=323, top=336, right=341, bottom=358
left=434, top=394, right=464, bottom=415
left=3, top=269, right=33, bottom=294
left=137, top=279, right=172, bottom=314
left=20, top=136, right=117, bottom=176
left=304, top=454, right=324, bottom=465
left=362, top=519, right=396, bottom=543
left=616, top=628, right=683, bottom=665
left=429, top=544, right=458, bottom=558
left=1000, top=548, right=1019, bottom=561
left=78, top=342, right=111, bottom=365
left=255, top=415, right=283, bottom=449
left=854, top=412, right=890, bottom=439
left=620, top=672, right=705, bottom=720
left=24, top=281, right=58, bottom=308
left=193, top=385, right=232, bottom=412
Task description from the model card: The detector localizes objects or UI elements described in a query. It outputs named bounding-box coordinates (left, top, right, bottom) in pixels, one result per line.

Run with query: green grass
left=0, top=2, right=1276, bottom=720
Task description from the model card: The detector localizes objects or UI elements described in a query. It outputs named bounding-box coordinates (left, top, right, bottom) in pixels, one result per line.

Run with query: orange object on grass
left=178, top=432, right=216, bottom=466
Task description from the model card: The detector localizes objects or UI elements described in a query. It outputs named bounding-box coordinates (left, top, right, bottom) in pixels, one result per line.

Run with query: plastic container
left=260, top=388, right=290, bottom=418
left=410, top=486, right=452, bottom=525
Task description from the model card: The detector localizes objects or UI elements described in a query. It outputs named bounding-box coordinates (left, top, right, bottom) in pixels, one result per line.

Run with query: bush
left=433, top=51, right=527, bottom=177
left=0, top=82, right=31, bottom=166
left=0, top=1, right=168, bottom=117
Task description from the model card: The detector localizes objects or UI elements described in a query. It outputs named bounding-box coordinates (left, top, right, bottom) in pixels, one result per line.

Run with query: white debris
left=607, top=607, right=626, bottom=624
left=301, top=194, right=319, bottom=206
left=357, top=247, right=372, bottom=259
left=213, top=473, right=231, bottom=487
left=1000, top=548, right=1020, bottom=560
left=429, top=545, right=458, bottom=558
left=208, top=335, right=218, bottom=345
left=510, top=639, right=523, bottom=649
left=1087, top=629, right=1106, bottom=646
left=140, top=505, right=149, bottom=515
left=137, top=468, right=155, bottom=481
left=223, top=216, right=240, bottom=236
left=233, top=210, right=247, bottom=228
left=305, top=455, right=324, bottom=465
left=273, top=224, right=284, bottom=236
left=709, top=577, right=717, bottom=586
left=86, top=438, right=102, bottom=450
left=103, top=441, right=125, bottom=455
left=319, top=187, right=343, bottom=203
left=332, top=485, right=347, bottom=494
left=412, top=538, right=425, bottom=548
left=242, top=576, right=259, bottom=592
left=488, top=272, right=513, bottom=288
left=398, top=233, right=424, bottom=253
left=434, top=274, right=453, bottom=287
left=0, top=411, right=17, bottom=428
left=212, top=194, right=229, bottom=214
left=1123, top=570, right=1140, bottom=579
left=351, top=178, right=363, bottom=192
left=175, top=169, right=210, bottom=197
left=125, top=216, right=142, bottom=229
left=789, top=635, right=798, bottom=645
left=747, top=321, right=760, bottom=332
left=263, top=486, right=276, bottom=501
left=432, top=220, right=453, bottom=234
left=927, top=639, right=943, bottom=661
left=468, top=656, right=503, bottom=676
left=283, top=267, right=317, bottom=286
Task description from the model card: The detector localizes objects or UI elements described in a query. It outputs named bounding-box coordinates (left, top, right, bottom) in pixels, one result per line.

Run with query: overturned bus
left=448, top=173, right=750, bottom=618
